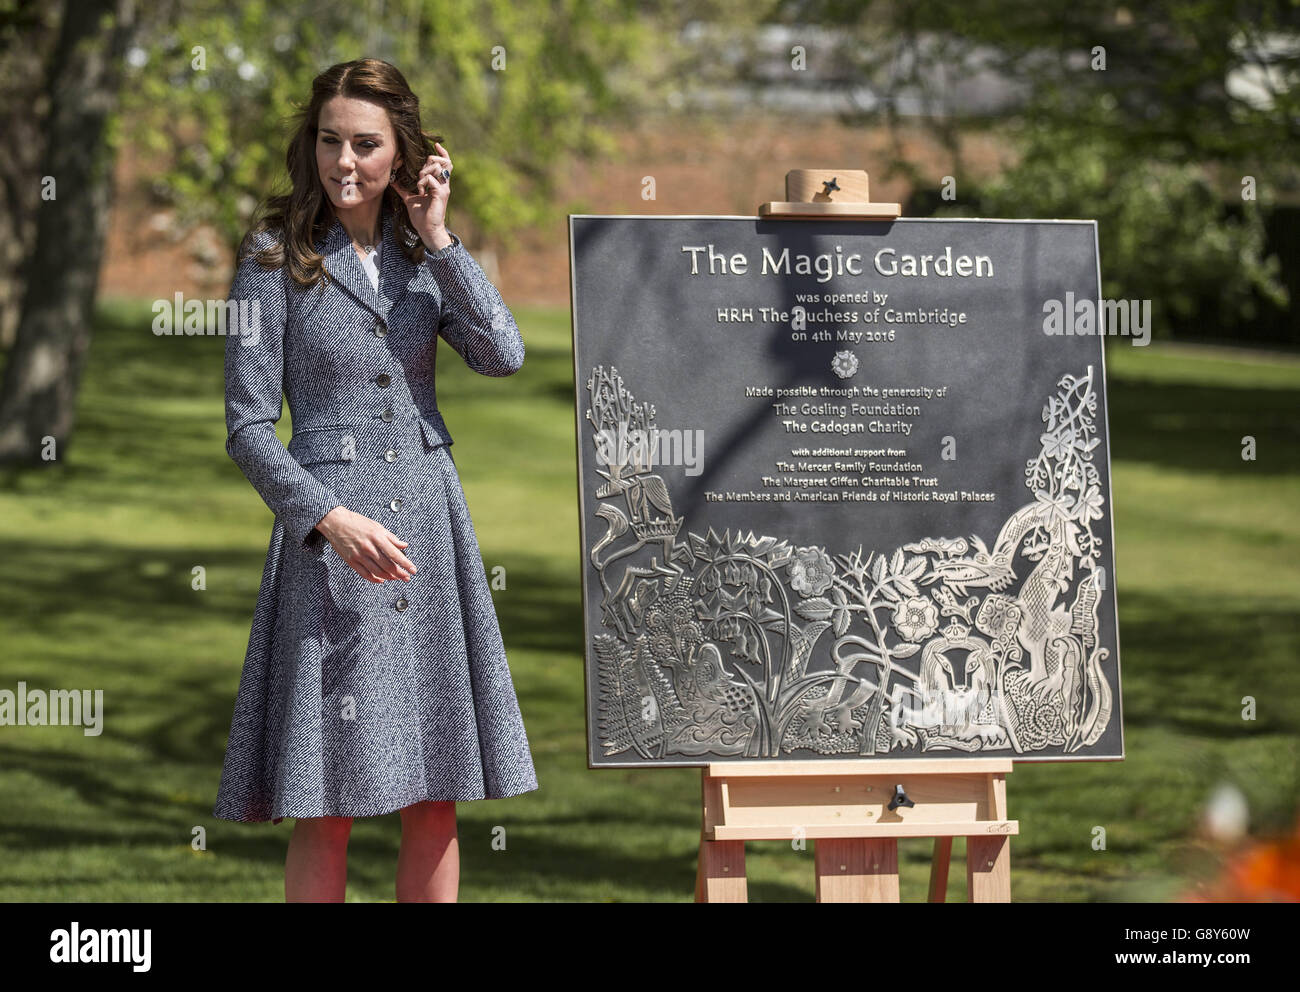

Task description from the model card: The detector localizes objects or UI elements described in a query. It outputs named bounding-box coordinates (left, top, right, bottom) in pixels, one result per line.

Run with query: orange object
left=1183, top=815, right=1300, bottom=902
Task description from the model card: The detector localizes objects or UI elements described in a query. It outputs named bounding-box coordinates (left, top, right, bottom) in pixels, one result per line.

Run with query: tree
left=0, top=0, right=141, bottom=463
left=0, top=0, right=661, bottom=464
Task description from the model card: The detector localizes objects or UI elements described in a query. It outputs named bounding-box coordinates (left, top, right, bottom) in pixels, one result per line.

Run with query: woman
left=212, top=58, right=538, bottom=903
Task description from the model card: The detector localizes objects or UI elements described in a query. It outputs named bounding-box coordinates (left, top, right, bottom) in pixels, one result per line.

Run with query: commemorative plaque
left=570, top=215, right=1124, bottom=767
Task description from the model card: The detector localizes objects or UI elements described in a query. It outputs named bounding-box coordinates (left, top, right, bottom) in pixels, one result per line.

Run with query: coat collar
left=316, top=207, right=418, bottom=321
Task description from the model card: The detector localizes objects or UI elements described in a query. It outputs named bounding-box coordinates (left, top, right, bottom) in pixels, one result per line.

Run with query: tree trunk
left=0, top=1, right=63, bottom=351
left=0, top=0, right=137, bottom=463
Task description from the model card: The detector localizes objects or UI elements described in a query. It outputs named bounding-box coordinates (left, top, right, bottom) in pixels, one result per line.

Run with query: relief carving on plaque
left=586, top=364, right=1113, bottom=759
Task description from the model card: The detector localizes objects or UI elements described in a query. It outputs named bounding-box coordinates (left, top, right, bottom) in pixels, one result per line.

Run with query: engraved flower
left=831, top=349, right=859, bottom=379
left=1034, top=488, right=1074, bottom=521
left=893, top=597, right=939, bottom=643
left=1073, top=483, right=1105, bottom=522
left=787, top=546, right=835, bottom=596
left=1041, top=426, right=1076, bottom=461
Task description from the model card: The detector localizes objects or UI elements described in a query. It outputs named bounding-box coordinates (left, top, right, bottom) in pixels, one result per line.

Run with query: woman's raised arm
left=426, top=231, right=525, bottom=377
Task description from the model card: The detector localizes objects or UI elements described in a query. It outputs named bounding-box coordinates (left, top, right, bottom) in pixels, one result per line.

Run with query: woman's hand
left=392, top=141, right=454, bottom=250
left=316, top=506, right=418, bottom=584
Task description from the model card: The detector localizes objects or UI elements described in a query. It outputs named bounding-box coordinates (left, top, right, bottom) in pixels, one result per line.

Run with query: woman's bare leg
left=285, top=815, right=353, bottom=902
left=396, top=800, right=459, bottom=902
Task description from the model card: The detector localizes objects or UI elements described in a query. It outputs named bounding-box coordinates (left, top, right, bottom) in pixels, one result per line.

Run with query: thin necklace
left=347, top=220, right=381, bottom=255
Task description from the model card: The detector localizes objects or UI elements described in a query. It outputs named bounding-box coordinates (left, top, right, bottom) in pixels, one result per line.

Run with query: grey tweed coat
left=213, top=207, right=539, bottom=823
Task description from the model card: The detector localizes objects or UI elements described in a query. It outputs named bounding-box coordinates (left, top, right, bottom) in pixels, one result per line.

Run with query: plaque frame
left=569, top=214, right=1124, bottom=769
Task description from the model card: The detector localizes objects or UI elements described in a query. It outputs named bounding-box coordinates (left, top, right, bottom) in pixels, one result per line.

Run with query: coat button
left=390, top=497, right=404, bottom=511
left=375, top=373, right=392, bottom=387
left=385, top=448, right=398, bottom=463
left=394, top=597, right=408, bottom=611
left=381, top=407, right=394, bottom=423
left=374, top=319, right=388, bottom=338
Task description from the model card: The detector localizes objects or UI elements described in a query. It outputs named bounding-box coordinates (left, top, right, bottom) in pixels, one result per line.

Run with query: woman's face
left=316, top=95, right=402, bottom=212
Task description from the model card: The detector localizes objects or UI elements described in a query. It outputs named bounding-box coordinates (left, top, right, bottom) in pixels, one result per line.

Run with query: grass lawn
left=0, top=301, right=1296, bottom=902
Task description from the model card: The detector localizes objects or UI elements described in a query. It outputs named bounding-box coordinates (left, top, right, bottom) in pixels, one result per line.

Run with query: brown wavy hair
left=237, top=58, right=443, bottom=287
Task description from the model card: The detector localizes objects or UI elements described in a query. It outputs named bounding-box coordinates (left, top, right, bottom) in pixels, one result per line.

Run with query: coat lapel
left=317, top=209, right=418, bottom=323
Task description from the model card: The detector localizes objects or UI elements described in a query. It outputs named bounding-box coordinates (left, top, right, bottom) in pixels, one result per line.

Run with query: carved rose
left=893, top=597, right=939, bottom=642
left=787, top=546, right=835, bottom=596
left=831, top=350, right=859, bottom=379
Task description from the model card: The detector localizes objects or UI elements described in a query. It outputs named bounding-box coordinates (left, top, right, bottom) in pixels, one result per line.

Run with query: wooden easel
left=693, top=172, right=1016, bottom=903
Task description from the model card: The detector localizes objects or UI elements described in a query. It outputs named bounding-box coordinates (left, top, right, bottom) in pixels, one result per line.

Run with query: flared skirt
left=213, top=438, right=538, bottom=823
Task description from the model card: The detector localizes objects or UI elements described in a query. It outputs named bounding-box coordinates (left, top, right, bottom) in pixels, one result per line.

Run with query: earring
left=390, top=169, right=397, bottom=181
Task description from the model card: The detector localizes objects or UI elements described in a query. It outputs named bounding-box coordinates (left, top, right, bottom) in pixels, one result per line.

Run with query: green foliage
left=935, top=102, right=1288, bottom=334
left=120, top=0, right=655, bottom=253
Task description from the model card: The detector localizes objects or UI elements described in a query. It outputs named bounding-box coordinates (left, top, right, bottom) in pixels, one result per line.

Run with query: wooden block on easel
left=759, top=169, right=901, bottom=219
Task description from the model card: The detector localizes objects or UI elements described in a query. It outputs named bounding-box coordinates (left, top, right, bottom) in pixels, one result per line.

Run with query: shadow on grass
left=1116, top=589, right=1300, bottom=738
left=1107, top=375, right=1298, bottom=477
left=492, top=552, right=584, bottom=657
left=0, top=747, right=767, bottom=902
left=1, top=542, right=273, bottom=629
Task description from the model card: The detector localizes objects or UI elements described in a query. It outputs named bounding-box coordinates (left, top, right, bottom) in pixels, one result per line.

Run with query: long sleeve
left=425, top=231, right=525, bottom=377
left=224, top=231, right=344, bottom=548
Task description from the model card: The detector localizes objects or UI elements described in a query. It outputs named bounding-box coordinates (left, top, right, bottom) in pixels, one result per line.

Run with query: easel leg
left=966, top=835, right=1011, bottom=902
left=696, top=838, right=747, bottom=902
left=814, top=838, right=899, bottom=902
left=928, top=836, right=953, bottom=902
